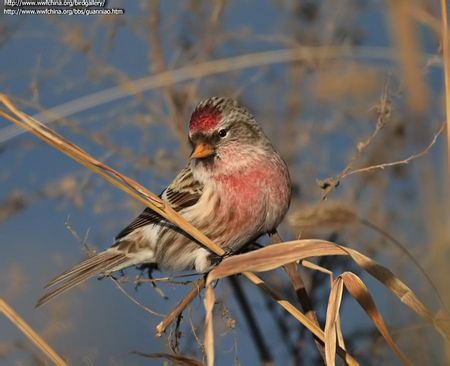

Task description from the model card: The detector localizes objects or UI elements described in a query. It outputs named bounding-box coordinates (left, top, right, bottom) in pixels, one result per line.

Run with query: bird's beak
left=190, top=142, right=215, bottom=159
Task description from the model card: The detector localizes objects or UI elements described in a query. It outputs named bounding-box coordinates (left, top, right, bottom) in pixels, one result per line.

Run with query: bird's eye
left=218, top=129, right=227, bottom=138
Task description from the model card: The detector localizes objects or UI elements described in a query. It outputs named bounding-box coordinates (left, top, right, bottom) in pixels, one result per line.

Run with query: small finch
left=37, top=97, right=291, bottom=307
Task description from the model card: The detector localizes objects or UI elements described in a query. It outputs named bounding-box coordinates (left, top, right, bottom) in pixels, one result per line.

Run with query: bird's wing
left=36, top=166, right=204, bottom=307
left=115, top=166, right=203, bottom=240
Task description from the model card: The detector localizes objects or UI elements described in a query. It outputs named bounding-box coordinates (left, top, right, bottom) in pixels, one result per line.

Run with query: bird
left=36, top=96, right=291, bottom=307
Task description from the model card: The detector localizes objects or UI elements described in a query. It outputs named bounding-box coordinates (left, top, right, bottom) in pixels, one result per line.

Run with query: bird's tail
left=36, top=250, right=129, bottom=308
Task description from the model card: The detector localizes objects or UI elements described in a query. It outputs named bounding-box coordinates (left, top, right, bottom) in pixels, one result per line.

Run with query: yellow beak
left=190, top=142, right=215, bottom=159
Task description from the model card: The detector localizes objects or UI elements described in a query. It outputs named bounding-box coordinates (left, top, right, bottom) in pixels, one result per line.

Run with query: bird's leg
left=208, top=240, right=263, bottom=267
left=207, top=249, right=233, bottom=267
left=135, top=263, right=160, bottom=291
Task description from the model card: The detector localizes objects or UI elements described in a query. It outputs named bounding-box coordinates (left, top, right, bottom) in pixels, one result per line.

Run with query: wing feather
left=115, top=166, right=202, bottom=240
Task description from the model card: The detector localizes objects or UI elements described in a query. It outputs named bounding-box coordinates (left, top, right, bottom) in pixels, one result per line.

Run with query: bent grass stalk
left=0, top=298, right=67, bottom=366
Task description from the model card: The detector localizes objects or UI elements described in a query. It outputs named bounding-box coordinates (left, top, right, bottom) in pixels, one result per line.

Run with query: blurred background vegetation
left=0, top=0, right=449, bottom=365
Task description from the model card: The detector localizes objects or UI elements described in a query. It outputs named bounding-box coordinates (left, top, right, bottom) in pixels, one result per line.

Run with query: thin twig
left=318, top=78, right=392, bottom=199
left=343, top=122, right=445, bottom=177
left=110, top=277, right=164, bottom=317
left=156, top=277, right=207, bottom=337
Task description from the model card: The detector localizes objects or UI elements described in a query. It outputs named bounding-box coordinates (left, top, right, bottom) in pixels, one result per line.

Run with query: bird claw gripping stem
left=208, top=250, right=234, bottom=267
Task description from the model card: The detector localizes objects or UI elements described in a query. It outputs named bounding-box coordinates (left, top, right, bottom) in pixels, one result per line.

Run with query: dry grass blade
left=343, top=247, right=437, bottom=324
left=208, top=240, right=449, bottom=341
left=0, top=298, right=67, bottom=366
left=340, top=272, right=411, bottom=366
left=242, top=272, right=358, bottom=366
left=204, top=284, right=215, bottom=366
left=208, top=240, right=346, bottom=279
left=324, top=277, right=344, bottom=366
left=302, top=261, right=347, bottom=351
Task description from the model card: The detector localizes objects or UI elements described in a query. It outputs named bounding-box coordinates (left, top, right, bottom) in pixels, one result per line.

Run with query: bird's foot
left=208, top=250, right=234, bottom=267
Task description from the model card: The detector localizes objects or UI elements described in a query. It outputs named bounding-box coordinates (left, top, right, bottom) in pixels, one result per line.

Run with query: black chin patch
left=194, top=153, right=217, bottom=167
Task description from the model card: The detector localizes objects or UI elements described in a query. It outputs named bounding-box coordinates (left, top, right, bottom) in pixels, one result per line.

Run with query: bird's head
left=188, top=97, right=269, bottom=168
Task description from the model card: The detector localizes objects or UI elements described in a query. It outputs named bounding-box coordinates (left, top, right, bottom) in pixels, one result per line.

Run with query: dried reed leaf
left=208, top=240, right=346, bottom=280
left=340, top=272, right=411, bottom=366
left=324, top=277, right=344, bottom=366
left=204, top=285, right=215, bottom=366
left=0, top=298, right=67, bottom=366
left=242, top=272, right=359, bottom=366
left=302, top=260, right=334, bottom=278
left=208, top=240, right=448, bottom=342
left=302, top=261, right=346, bottom=351
left=343, top=247, right=436, bottom=324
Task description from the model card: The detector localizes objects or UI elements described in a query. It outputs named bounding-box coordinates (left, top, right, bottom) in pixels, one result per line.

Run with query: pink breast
left=214, top=165, right=277, bottom=236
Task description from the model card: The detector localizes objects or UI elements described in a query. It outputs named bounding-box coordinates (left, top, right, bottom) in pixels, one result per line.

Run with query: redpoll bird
left=37, top=97, right=291, bottom=307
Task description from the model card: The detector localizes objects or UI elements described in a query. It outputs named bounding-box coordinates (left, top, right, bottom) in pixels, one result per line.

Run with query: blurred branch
left=2, top=45, right=441, bottom=145
left=387, top=0, right=428, bottom=113
left=0, top=298, right=67, bottom=366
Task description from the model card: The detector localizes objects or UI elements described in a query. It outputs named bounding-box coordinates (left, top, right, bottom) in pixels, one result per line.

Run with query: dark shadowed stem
left=272, top=232, right=326, bottom=363
left=156, top=277, right=206, bottom=337
left=228, top=276, right=273, bottom=365
left=262, top=296, right=302, bottom=364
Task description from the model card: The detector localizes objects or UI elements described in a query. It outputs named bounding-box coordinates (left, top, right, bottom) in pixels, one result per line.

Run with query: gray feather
left=36, top=251, right=128, bottom=308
